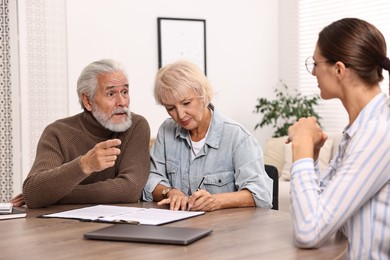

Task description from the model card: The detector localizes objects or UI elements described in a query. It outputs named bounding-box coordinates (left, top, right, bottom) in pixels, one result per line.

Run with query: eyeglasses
left=305, top=56, right=330, bottom=74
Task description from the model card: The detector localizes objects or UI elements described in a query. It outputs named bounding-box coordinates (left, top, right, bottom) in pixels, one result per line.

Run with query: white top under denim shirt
left=290, top=93, right=390, bottom=259
left=143, top=105, right=273, bottom=208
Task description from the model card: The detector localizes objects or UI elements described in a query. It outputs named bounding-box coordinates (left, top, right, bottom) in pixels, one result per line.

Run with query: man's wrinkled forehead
left=103, top=84, right=129, bottom=91
left=97, top=72, right=129, bottom=89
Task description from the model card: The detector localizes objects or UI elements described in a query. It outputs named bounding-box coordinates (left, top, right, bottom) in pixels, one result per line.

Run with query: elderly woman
left=143, top=60, right=272, bottom=212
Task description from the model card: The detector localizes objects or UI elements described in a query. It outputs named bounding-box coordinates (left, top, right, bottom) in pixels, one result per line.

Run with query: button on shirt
left=142, top=106, right=273, bottom=208
left=290, top=93, right=390, bottom=259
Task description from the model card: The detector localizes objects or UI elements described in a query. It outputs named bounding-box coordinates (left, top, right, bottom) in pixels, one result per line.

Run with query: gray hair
left=77, top=59, right=128, bottom=109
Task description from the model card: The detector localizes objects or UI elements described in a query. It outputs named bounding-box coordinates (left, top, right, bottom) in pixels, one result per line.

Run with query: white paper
left=42, top=205, right=205, bottom=225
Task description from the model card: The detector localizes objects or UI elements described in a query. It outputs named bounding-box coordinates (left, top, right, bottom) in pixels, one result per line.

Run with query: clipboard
left=40, top=205, right=205, bottom=225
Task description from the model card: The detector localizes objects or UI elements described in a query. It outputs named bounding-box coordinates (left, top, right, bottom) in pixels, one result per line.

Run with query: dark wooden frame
left=157, top=17, right=207, bottom=75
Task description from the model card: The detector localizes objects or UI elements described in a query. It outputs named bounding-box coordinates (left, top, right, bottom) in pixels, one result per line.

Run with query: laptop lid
left=84, top=224, right=213, bottom=245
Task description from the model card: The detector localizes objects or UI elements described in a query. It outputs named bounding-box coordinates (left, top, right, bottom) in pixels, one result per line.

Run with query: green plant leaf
left=253, top=80, right=321, bottom=137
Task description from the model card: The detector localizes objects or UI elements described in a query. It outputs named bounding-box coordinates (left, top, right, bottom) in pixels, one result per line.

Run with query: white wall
left=66, top=0, right=279, bottom=148
left=11, top=0, right=279, bottom=195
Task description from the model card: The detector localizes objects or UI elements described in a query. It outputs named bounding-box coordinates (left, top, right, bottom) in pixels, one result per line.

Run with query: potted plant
left=254, top=81, right=321, bottom=137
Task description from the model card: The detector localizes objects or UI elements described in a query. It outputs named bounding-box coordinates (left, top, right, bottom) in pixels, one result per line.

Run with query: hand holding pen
left=188, top=177, right=215, bottom=211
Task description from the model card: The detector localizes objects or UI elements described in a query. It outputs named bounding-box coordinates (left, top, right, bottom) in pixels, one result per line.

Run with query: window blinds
left=290, top=0, right=390, bottom=133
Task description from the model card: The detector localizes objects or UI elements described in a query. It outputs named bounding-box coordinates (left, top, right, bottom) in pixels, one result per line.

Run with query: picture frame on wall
left=157, top=17, right=207, bottom=75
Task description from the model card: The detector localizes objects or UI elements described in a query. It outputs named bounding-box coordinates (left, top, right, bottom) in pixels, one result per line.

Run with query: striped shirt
left=290, top=93, right=390, bottom=259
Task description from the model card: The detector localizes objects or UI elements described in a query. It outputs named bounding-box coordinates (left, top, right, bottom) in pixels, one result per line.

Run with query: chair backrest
left=265, top=164, right=279, bottom=210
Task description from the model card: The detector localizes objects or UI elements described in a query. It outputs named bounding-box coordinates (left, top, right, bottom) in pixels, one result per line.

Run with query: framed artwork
left=157, top=17, right=207, bottom=75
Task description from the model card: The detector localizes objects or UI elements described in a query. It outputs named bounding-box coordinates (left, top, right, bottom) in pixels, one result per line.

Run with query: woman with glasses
left=287, top=18, right=390, bottom=259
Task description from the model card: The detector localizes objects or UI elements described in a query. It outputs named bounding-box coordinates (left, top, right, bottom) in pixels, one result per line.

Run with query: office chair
left=265, top=164, right=279, bottom=210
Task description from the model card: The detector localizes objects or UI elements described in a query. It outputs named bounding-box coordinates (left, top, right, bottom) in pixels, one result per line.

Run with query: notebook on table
left=84, top=224, right=212, bottom=245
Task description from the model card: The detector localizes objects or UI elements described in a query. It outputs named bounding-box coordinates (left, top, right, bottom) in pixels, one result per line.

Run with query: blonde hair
left=154, top=60, right=212, bottom=107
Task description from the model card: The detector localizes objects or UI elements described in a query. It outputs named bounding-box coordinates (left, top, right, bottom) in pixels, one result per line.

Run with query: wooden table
left=0, top=202, right=347, bottom=260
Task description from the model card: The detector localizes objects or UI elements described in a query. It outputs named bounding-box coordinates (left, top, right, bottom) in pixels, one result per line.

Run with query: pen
left=196, top=177, right=205, bottom=191
left=187, top=177, right=206, bottom=211
left=112, top=219, right=140, bottom=225
left=95, top=218, right=140, bottom=225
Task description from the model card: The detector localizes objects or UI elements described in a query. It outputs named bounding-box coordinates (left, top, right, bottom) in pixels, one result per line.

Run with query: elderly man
left=12, top=59, right=150, bottom=208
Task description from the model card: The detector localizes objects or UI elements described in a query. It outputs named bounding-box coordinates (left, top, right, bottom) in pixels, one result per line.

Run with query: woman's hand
left=288, top=117, right=327, bottom=161
left=187, top=190, right=220, bottom=212
left=157, top=188, right=189, bottom=211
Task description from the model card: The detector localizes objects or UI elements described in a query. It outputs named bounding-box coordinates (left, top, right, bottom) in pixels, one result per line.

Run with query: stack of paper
left=0, top=203, right=27, bottom=220
left=0, top=203, right=13, bottom=214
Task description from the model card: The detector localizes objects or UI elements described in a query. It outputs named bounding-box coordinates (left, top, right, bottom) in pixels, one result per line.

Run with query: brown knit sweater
left=23, top=111, right=151, bottom=208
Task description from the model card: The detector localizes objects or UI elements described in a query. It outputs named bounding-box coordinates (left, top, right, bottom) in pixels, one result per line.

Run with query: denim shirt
left=143, top=106, right=273, bottom=208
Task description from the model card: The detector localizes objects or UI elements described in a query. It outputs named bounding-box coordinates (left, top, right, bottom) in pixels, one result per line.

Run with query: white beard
left=91, top=105, right=132, bottom=132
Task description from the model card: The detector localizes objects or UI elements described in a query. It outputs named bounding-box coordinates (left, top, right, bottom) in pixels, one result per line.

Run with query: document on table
left=41, top=205, right=205, bottom=225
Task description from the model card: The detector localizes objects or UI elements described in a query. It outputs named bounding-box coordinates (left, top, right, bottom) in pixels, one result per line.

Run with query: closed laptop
left=84, top=224, right=212, bottom=245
